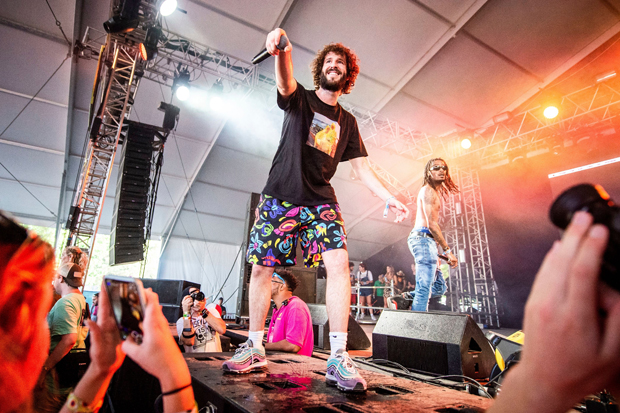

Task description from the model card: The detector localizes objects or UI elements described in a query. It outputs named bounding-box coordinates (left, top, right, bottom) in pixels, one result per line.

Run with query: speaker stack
left=109, top=122, right=155, bottom=265
left=307, top=304, right=370, bottom=350
left=141, top=279, right=201, bottom=323
left=372, top=310, right=496, bottom=380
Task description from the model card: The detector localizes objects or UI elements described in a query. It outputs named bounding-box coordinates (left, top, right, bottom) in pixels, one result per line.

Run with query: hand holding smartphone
left=104, top=275, right=146, bottom=344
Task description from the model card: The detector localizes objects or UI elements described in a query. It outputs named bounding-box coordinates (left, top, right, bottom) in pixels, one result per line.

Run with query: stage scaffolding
left=65, top=0, right=157, bottom=284
left=441, top=168, right=500, bottom=328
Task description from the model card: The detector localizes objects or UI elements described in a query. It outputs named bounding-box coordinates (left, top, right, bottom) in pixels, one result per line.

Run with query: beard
left=320, top=70, right=347, bottom=92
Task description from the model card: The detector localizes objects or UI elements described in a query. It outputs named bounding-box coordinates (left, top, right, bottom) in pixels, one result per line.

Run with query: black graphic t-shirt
left=262, top=81, right=368, bottom=205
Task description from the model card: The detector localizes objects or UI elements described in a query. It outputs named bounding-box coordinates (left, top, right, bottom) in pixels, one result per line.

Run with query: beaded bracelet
left=64, top=392, right=103, bottom=413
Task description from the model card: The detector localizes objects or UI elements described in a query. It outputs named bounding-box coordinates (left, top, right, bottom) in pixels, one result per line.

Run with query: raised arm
left=349, top=157, right=409, bottom=223
left=266, top=28, right=295, bottom=97
left=204, top=308, right=226, bottom=335
left=421, top=187, right=457, bottom=267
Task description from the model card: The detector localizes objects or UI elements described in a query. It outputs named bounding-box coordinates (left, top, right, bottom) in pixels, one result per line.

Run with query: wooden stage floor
left=187, top=351, right=493, bottom=413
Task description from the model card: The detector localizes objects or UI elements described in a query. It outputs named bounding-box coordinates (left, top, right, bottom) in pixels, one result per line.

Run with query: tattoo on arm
left=423, top=187, right=450, bottom=250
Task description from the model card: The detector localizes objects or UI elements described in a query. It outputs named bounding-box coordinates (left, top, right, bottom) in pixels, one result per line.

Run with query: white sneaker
left=359, top=313, right=365, bottom=319
left=370, top=314, right=376, bottom=321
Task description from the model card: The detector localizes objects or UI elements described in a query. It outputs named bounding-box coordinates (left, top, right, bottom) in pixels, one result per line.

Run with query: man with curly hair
left=223, top=28, right=409, bottom=392
left=407, top=158, right=459, bottom=312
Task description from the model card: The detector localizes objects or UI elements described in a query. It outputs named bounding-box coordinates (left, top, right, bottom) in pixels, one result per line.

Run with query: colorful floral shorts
left=246, top=194, right=347, bottom=268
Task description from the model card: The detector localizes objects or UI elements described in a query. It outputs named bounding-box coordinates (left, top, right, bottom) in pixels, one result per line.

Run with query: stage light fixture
left=158, top=101, right=180, bottom=130
left=461, top=138, right=472, bottom=149
left=160, top=0, right=177, bottom=16
left=173, top=68, right=191, bottom=101
left=140, top=26, right=162, bottom=61
left=103, top=0, right=141, bottom=33
left=492, top=112, right=511, bottom=124
left=596, top=70, right=616, bottom=83
left=208, top=78, right=225, bottom=110
left=543, top=106, right=559, bottom=119
left=542, top=92, right=562, bottom=120
left=176, top=85, right=189, bottom=101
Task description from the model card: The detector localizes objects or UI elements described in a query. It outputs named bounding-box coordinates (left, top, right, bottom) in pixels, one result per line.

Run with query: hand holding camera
left=182, top=295, right=193, bottom=314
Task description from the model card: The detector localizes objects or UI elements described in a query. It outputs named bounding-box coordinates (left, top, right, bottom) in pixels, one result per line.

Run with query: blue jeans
left=408, top=234, right=444, bottom=311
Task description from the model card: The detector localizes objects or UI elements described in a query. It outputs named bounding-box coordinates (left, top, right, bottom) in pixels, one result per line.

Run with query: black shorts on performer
left=246, top=194, right=347, bottom=268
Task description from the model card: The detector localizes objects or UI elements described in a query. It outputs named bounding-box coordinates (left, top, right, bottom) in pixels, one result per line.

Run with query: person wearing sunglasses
left=407, top=158, right=459, bottom=312
left=265, top=270, right=314, bottom=356
left=177, top=287, right=226, bottom=353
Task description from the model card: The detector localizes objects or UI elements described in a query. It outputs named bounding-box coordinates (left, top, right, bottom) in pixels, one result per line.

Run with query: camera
left=549, top=183, right=620, bottom=291
left=190, top=291, right=205, bottom=301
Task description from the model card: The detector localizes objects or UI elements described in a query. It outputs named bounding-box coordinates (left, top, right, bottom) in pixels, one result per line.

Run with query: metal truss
left=441, top=168, right=500, bottom=328
left=452, top=77, right=620, bottom=167
left=67, top=1, right=157, bottom=283
left=78, top=26, right=439, bottom=159
left=339, top=102, right=438, bottom=159
left=78, top=23, right=620, bottom=168
left=366, top=159, right=416, bottom=205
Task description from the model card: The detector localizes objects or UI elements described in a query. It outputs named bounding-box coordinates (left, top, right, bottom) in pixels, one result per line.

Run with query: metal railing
left=350, top=281, right=398, bottom=317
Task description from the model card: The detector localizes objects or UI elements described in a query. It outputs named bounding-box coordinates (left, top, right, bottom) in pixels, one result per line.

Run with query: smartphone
left=104, top=275, right=146, bottom=343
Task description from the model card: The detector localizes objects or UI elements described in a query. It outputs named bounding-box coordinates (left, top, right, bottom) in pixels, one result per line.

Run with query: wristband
left=383, top=196, right=395, bottom=218
left=182, top=332, right=196, bottom=338
left=183, top=313, right=190, bottom=319
left=64, top=392, right=103, bottom=413
left=444, top=247, right=451, bottom=254
left=183, top=327, right=192, bottom=332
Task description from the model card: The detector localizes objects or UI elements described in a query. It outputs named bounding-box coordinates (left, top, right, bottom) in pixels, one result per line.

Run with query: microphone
left=252, top=34, right=289, bottom=65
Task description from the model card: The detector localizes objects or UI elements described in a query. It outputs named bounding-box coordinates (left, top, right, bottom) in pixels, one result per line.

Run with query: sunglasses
left=190, top=291, right=205, bottom=301
left=272, top=272, right=286, bottom=285
left=431, top=165, right=447, bottom=171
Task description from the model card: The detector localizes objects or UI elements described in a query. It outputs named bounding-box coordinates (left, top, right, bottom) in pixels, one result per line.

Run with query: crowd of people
left=0, top=211, right=199, bottom=413
left=349, top=261, right=449, bottom=316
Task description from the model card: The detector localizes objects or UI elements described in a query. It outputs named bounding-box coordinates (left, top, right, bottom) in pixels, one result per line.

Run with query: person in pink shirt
left=265, top=269, right=314, bottom=357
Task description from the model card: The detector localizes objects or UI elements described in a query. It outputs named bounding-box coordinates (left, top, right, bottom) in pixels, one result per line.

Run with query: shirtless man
left=407, top=158, right=459, bottom=312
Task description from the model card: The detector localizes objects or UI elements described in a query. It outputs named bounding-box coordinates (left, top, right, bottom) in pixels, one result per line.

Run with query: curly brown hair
left=310, top=43, right=360, bottom=95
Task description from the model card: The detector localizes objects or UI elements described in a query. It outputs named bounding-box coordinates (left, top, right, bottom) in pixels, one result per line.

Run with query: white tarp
left=157, top=237, right=243, bottom=315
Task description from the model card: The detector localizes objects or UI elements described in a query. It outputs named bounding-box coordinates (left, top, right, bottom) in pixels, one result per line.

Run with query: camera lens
left=191, top=291, right=205, bottom=301
left=549, top=183, right=620, bottom=291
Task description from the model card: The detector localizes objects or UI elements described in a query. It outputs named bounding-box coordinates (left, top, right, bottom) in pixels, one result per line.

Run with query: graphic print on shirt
left=307, top=112, right=340, bottom=158
left=193, top=317, right=214, bottom=348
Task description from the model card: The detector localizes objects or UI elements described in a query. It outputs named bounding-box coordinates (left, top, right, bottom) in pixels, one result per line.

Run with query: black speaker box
left=307, top=304, right=370, bottom=350
left=160, top=304, right=182, bottom=324
left=109, top=122, right=155, bottom=265
left=141, top=279, right=201, bottom=307
left=372, top=310, right=495, bottom=380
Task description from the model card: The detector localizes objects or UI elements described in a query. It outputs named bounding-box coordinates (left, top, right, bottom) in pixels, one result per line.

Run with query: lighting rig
left=65, top=0, right=163, bottom=284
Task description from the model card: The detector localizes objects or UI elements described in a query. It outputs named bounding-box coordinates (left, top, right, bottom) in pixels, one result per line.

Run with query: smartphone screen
left=104, top=275, right=145, bottom=343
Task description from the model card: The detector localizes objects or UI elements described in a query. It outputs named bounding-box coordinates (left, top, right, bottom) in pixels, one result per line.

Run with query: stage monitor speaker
left=141, top=279, right=201, bottom=306
left=109, top=122, right=156, bottom=265
left=372, top=310, right=495, bottom=380
left=308, top=304, right=370, bottom=351
left=160, top=304, right=182, bottom=324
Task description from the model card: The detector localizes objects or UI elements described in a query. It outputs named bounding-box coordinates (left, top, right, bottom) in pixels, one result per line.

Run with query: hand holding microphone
left=252, top=29, right=290, bottom=64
